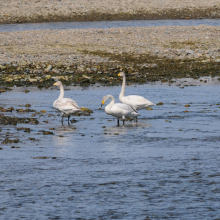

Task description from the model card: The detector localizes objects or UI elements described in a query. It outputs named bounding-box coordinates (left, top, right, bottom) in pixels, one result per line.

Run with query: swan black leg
left=68, top=115, right=71, bottom=125
left=61, top=114, right=64, bottom=124
left=123, top=119, right=125, bottom=126
left=117, top=119, right=119, bottom=127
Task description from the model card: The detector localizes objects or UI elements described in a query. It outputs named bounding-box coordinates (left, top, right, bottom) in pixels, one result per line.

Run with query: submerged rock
left=80, top=107, right=93, bottom=113
left=2, top=138, right=20, bottom=144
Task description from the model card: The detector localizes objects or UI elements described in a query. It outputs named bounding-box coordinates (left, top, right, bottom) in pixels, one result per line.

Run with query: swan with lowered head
left=101, top=95, right=140, bottom=126
left=118, top=72, right=154, bottom=111
left=53, top=81, right=81, bottom=124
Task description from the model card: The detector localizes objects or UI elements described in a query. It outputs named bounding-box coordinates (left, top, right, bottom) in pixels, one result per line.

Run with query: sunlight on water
left=1, top=77, right=220, bottom=219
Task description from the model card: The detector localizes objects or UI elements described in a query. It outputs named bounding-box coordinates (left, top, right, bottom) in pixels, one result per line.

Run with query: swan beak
left=118, top=73, right=121, bottom=76
left=53, top=82, right=57, bottom=86
left=101, top=100, right=105, bottom=107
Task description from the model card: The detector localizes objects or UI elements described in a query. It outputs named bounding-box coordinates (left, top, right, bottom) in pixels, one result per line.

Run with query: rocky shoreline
left=0, top=25, right=220, bottom=88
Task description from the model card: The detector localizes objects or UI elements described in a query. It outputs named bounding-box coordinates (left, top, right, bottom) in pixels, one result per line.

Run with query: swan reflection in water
left=102, top=118, right=151, bottom=135
left=52, top=124, right=78, bottom=148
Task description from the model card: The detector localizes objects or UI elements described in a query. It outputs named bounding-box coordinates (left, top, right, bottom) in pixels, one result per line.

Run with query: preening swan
left=101, top=95, right=140, bottom=126
left=53, top=81, right=81, bottom=124
left=118, top=72, right=154, bottom=110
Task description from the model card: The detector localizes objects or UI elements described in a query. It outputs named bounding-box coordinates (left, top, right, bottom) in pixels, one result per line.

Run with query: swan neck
left=59, top=85, right=64, bottom=99
left=120, top=75, right=126, bottom=97
left=106, top=95, right=115, bottom=110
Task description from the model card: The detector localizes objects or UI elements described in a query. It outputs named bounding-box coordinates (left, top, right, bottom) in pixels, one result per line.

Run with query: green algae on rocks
left=0, top=51, right=219, bottom=88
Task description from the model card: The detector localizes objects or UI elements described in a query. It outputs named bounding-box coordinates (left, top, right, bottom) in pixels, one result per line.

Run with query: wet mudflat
left=1, top=77, right=220, bottom=219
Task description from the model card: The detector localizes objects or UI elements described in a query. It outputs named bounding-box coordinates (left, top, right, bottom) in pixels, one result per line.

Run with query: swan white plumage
left=53, top=81, right=81, bottom=124
left=118, top=72, right=154, bottom=111
left=101, top=95, right=140, bottom=126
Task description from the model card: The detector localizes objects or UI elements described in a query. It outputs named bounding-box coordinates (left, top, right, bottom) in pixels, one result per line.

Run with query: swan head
left=101, top=95, right=114, bottom=107
left=101, top=100, right=105, bottom=107
left=118, top=72, right=125, bottom=77
left=101, top=95, right=108, bottom=107
left=54, top=81, right=62, bottom=87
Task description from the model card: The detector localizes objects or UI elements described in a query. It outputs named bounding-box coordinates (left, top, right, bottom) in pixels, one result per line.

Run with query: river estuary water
left=1, top=77, right=220, bottom=219
left=0, top=19, right=220, bottom=32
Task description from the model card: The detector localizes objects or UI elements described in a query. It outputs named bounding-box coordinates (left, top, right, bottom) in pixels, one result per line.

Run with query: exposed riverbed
left=1, top=20, right=220, bottom=85
left=1, top=0, right=219, bottom=24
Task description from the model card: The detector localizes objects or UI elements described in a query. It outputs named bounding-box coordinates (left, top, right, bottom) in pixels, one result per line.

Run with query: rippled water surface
left=1, top=77, right=220, bottom=219
left=0, top=19, right=220, bottom=32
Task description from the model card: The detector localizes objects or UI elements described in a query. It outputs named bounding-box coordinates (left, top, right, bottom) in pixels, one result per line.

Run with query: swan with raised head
left=53, top=81, right=81, bottom=124
left=101, top=95, right=140, bottom=126
left=118, top=72, right=154, bottom=111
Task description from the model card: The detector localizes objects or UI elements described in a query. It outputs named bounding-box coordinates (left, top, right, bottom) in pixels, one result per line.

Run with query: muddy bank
left=0, top=0, right=220, bottom=24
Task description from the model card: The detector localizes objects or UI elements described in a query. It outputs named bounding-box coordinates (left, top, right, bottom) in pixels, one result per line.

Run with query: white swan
left=118, top=72, right=154, bottom=111
left=101, top=95, right=140, bottom=126
left=53, top=81, right=81, bottom=124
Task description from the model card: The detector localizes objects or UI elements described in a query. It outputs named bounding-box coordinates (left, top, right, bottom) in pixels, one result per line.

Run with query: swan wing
left=54, top=98, right=80, bottom=110
left=115, top=103, right=138, bottom=112
left=112, top=103, right=140, bottom=117
left=123, top=95, right=154, bottom=108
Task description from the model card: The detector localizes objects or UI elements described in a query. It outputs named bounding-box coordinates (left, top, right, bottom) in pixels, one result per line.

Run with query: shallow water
left=1, top=77, right=220, bottom=219
left=0, top=19, right=220, bottom=32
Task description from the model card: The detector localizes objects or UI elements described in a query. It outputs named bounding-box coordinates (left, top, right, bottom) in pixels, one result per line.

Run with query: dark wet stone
left=80, top=107, right=93, bottom=113
left=32, top=156, right=50, bottom=159
left=2, top=138, right=20, bottom=144
left=146, top=107, right=153, bottom=110
left=83, top=112, right=90, bottom=116
left=43, top=131, right=54, bottom=135
left=70, top=119, right=77, bottom=123
left=156, top=102, right=164, bottom=105
left=17, top=127, right=31, bottom=133
left=1, top=107, right=14, bottom=112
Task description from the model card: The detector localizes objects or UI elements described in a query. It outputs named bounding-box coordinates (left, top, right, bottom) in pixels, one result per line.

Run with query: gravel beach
left=0, top=0, right=220, bottom=24
left=0, top=1, right=220, bottom=86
